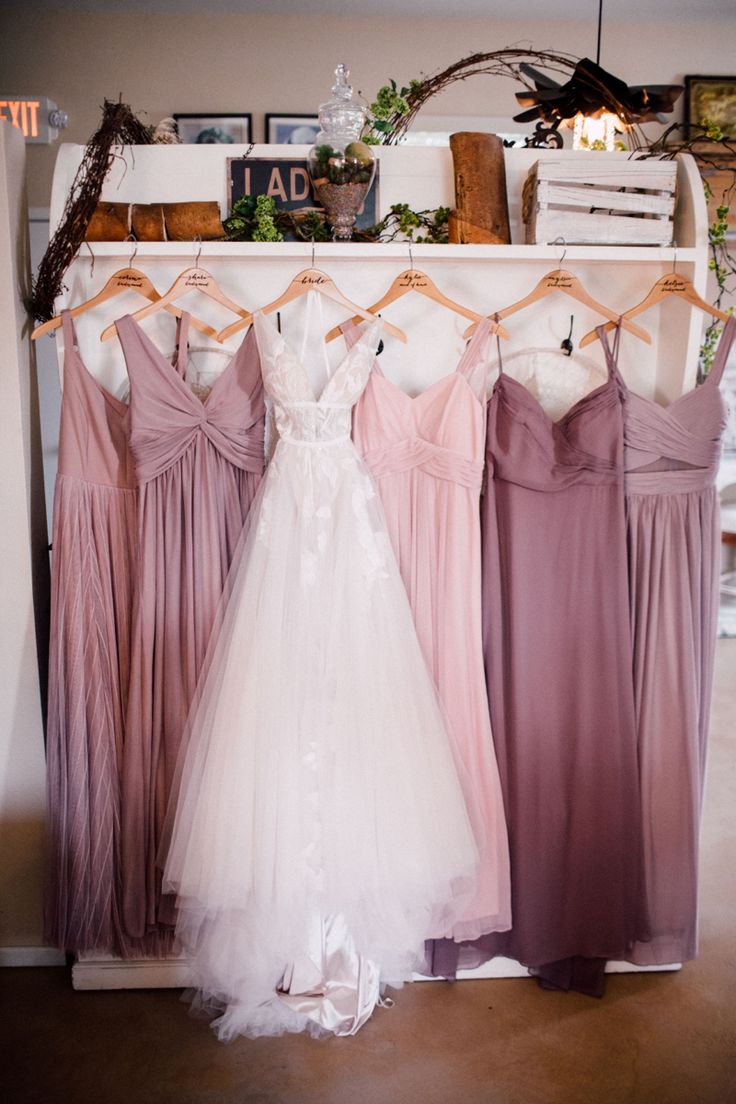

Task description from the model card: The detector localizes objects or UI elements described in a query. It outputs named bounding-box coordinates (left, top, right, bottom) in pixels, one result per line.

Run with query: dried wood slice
left=449, top=132, right=511, bottom=245
left=163, top=201, right=225, bottom=241
left=131, top=203, right=166, bottom=241
left=85, top=202, right=130, bottom=241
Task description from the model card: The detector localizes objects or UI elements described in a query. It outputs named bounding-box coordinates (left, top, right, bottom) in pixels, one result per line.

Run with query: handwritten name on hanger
left=399, top=271, right=430, bottom=290
left=543, top=274, right=574, bottom=290
left=660, top=275, right=689, bottom=293
left=297, top=274, right=329, bottom=286
left=112, top=273, right=146, bottom=289
left=183, top=273, right=212, bottom=288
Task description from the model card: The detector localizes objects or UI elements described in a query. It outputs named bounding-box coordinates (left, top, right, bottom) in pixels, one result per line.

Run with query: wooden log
left=131, top=203, right=166, bottom=241
left=163, top=201, right=224, bottom=241
left=85, top=201, right=225, bottom=241
left=85, top=202, right=130, bottom=241
left=448, top=132, right=511, bottom=245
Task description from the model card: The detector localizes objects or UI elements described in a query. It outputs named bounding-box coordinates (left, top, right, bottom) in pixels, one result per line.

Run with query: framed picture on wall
left=174, top=113, right=252, bottom=144
left=684, top=76, right=736, bottom=138
left=265, top=114, right=320, bottom=145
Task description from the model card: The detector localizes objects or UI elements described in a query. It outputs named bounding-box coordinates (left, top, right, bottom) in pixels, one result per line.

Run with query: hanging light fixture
left=513, top=1, right=682, bottom=149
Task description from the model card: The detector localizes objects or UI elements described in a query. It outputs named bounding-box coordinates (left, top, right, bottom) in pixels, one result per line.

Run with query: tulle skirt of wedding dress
left=161, top=438, right=480, bottom=1039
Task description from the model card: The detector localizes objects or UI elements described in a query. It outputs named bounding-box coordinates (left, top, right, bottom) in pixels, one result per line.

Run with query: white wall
left=1, top=8, right=735, bottom=208
left=0, top=122, right=51, bottom=954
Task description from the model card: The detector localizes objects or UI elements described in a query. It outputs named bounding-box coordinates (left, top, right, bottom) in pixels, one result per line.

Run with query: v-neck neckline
left=256, top=309, right=381, bottom=405
left=120, top=313, right=253, bottom=411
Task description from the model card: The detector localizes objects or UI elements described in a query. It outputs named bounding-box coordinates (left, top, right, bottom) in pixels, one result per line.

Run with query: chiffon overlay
left=162, top=309, right=480, bottom=1039
left=115, top=313, right=265, bottom=939
left=455, top=334, right=645, bottom=992
left=349, top=318, right=511, bottom=942
left=45, top=313, right=168, bottom=956
left=607, top=316, right=735, bottom=965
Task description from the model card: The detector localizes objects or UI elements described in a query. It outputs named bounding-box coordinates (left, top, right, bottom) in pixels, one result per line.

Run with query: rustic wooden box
left=523, top=158, right=677, bottom=246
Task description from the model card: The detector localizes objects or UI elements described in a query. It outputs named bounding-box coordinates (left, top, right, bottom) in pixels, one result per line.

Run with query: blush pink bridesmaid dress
left=349, top=317, right=511, bottom=944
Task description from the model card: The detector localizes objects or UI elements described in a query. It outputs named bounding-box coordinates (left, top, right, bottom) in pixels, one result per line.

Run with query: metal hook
left=84, top=239, right=95, bottom=278
left=408, top=243, right=414, bottom=270
left=552, top=237, right=567, bottom=268
left=311, top=241, right=315, bottom=269
left=124, top=234, right=138, bottom=268
left=672, top=242, right=678, bottom=274
left=194, top=235, right=202, bottom=268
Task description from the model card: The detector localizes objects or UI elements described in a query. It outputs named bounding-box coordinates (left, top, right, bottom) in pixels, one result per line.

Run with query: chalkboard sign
left=227, top=156, right=380, bottom=236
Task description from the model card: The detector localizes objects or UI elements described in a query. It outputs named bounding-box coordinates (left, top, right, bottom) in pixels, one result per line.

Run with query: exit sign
left=0, top=97, right=68, bottom=143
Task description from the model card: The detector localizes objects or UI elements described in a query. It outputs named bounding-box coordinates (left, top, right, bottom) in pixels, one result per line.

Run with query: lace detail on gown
left=162, top=307, right=480, bottom=1039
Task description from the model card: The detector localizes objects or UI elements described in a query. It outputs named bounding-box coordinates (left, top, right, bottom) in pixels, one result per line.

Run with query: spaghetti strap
left=456, top=316, right=493, bottom=402
left=706, top=314, right=736, bottom=387
left=60, top=308, right=78, bottom=352
left=174, top=312, right=191, bottom=379
left=493, top=314, right=504, bottom=375
left=595, top=321, right=623, bottom=383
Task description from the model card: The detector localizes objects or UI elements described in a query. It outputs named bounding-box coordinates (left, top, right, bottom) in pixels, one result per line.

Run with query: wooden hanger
left=100, top=246, right=247, bottom=342
left=31, top=264, right=218, bottom=341
left=216, top=267, right=406, bottom=343
left=464, top=268, right=651, bottom=344
left=325, top=268, right=509, bottom=342
left=579, top=270, right=731, bottom=348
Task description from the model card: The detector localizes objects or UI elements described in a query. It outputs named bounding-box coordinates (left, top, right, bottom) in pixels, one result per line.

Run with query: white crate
left=523, top=158, right=677, bottom=246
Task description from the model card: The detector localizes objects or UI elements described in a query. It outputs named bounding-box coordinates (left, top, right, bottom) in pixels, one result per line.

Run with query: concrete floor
left=3, top=641, right=735, bottom=1104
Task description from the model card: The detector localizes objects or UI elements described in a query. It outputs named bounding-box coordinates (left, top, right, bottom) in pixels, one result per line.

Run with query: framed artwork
left=685, top=76, right=736, bottom=137
left=265, top=114, right=320, bottom=145
left=174, top=113, right=252, bottom=144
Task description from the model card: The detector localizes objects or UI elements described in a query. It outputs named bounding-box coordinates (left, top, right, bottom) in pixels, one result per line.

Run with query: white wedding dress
left=162, top=307, right=480, bottom=1040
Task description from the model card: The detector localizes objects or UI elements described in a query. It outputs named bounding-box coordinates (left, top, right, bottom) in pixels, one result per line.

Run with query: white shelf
left=72, top=241, right=701, bottom=263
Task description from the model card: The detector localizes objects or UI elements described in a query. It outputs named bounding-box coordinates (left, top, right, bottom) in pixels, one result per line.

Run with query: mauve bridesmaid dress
left=115, top=313, right=265, bottom=939
left=44, top=312, right=170, bottom=956
left=605, top=316, right=735, bottom=966
left=456, top=329, right=646, bottom=994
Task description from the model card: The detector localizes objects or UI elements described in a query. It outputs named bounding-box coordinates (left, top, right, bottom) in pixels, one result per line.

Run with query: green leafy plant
left=224, top=196, right=449, bottom=244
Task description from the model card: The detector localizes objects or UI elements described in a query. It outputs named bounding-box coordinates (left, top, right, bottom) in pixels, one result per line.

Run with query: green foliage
left=702, top=191, right=734, bottom=372
left=364, top=78, right=416, bottom=142
left=225, top=195, right=449, bottom=244
left=357, top=203, right=451, bottom=244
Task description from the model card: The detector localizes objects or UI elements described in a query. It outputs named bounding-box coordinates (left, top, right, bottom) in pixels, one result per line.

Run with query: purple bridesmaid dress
left=115, top=314, right=265, bottom=939
left=453, top=331, right=645, bottom=994
left=605, top=316, right=735, bottom=966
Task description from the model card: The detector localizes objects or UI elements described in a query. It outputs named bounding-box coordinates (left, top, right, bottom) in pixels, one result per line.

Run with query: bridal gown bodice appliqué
left=162, top=307, right=480, bottom=1040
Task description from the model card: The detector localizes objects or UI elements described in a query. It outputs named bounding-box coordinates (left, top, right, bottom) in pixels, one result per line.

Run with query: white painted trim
left=0, top=946, right=66, bottom=966
left=70, top=954, right=680, bottom=990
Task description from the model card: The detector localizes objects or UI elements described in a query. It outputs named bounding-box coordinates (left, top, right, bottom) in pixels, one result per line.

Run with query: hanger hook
left=408, top=242, right=414, bottom=270
left=311, top=241, right=315, bottom=269
left=84, top=239, right=95, bottom=278
left=124, top=234, right=138, bottom=267
left=194, top=235, right=202, bottom=268
left=552, top=237, right=567, bottom=268
left=672, top=242, right=678, bottom=274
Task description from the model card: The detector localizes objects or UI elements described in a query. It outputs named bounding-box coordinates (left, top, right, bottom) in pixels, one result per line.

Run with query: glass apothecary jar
left=307, top=63, right=376, bottom=241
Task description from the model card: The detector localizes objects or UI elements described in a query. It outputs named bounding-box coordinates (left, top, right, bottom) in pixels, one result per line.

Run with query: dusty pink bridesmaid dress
left=115, top=314, right=265, bottom=939
left=349, top=318, right=511, bottom=943
left=45, top=312, right=171, bottom=956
